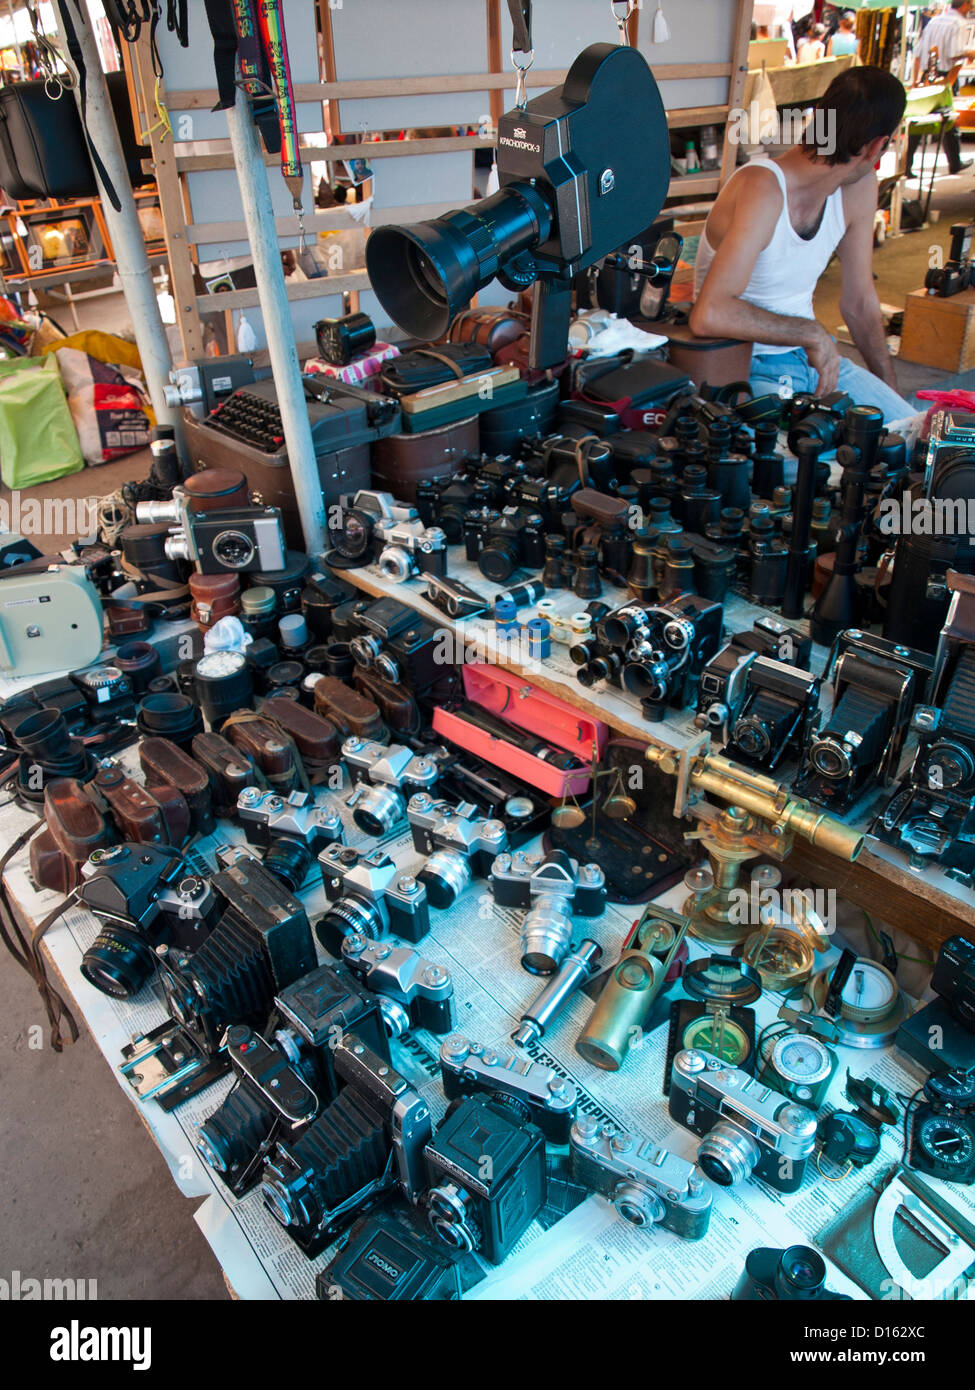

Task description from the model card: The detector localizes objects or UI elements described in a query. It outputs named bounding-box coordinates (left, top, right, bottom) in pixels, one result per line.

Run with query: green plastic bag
left=0, top=355, right=84, bottom=489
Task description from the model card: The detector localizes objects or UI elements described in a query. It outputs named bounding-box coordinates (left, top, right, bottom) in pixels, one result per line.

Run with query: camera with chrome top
left=423, top=1096, right=547, bottom=1264
left=340, top=933, right=455, bottom=1036
left=727, top=657, right=821, bottom=773
left=439, top=1033, right=577, bottom=1144
left=343, top=737, right=440, bottom=837
left=347, top=596, right=444, bottom=694
left=261, top=1033, right=432, bottom=1255
left=327, top=490, right=425, bottom=564
left=569, top=1117, right=712, bottom=1239
left=236, top=786, right=344, bottom=892
left=77, top=843, right=218, bottom=1000
left=488, top=848, right=608, bottom=974
left=317, top=844, right=431, bottom=953
left=406, top=795, right=508, bottom=907
left=669, top=1050, right=817, bottom=1193
left=137, top=489, right=287, bottom=574
left=195, top=963, right=390, bottom=1197
left=464, top=505, right=546, bottom=584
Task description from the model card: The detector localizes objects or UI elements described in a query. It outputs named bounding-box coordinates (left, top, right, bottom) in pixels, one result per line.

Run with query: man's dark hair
left=803, top=66, right=907, bottom=165
left=951, top=2, right=970, bottom=13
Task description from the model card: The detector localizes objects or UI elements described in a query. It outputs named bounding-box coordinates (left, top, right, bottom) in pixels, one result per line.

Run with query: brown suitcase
left=660, top=322, right=753, bottom=391
left=371, top=416, right=480, bottom=503
left=445, top=307, right=528, bottom=357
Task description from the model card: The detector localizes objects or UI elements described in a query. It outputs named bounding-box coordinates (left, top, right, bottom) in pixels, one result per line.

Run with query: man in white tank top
left=691, top=67, right=914, bottom=422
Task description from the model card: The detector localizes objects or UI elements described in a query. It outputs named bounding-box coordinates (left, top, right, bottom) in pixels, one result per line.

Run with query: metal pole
left=53, top=2, right=179, bottom=436
left=224, top=87, right=326, bottom=553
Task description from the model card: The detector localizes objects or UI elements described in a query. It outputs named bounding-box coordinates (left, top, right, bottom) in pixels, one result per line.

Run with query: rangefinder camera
left=407, top=794, right=508, bottom=908
left=318, top=844, right=431, bottom=952
left=569, top=1117, right=712, bottom=1239
left=669, top=1050, right=817, bottom=1193
left=340, top=932, right=455, bottom=1036
left=439, top=1034, right=578, bottom=1144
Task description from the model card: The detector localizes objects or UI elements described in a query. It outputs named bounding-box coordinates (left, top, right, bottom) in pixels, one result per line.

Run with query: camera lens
left=350, top=633, right=382, bottom=669
left=521, top=895, right=572, bottom=975
left=732, top=717, right=772, bottom=762
left=264, top=837, right=314, bottom=893
left=316, top=894, right=384, bottom=955
left=196, top=1131, right=230, bottom=1175
left=426, top=1183, right=479, bottom=1252
left=261, top=1178, right=300, bottom=1228
left=330, top=508, right=374, bottom=561
left=419, top=849, right=472, bottom=910
left=136, top=692, right=204, bottom=750
left=613, top=1181, right=665, bottom=1228
left=697, top=1122, right=762, bottom=1187
left=808, top=737, right=851, bottom=781
left=621, top=661, right=668, bottom=703
left=924, top=740, right=975, bottom=790
left=379, top=547, right=416, bottom=584
left=80, top=925, right=157, bottom=999
left=600, top=611, right=642, bottom=647
left=374, top=653, right=401, bottom=684
left=478, top=536, right=520, bottom=584
left=351, top=783, right=405, bottom=837
left=775, top=1245, right=827, bottom=1299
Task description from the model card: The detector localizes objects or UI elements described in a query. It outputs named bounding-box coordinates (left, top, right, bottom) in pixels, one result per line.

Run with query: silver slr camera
left=330, top=489, right=448, bottom=582
left=236, top=787, right=343, bottom=855
left=340, top=932, right=455, bottom=1037
left=669, top=1050, right=817, bottom=1194
left=488, top=848, right=608, bottom=975
left=342, top=737, right=440, bottom=837
left=569, top=1117, right=713, bottom=1239
left=317, top=844, right=430, bottom=952
left=407, top=795, right=508, bottom=907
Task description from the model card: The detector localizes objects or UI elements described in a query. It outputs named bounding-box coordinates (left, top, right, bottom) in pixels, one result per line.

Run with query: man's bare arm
left=836, top=172, right=899, bottom=390
left=689, top=167, right=841, bottom=391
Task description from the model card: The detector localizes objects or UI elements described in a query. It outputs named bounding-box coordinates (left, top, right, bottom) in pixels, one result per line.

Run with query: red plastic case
left=433, top=663, right=608, bottom=797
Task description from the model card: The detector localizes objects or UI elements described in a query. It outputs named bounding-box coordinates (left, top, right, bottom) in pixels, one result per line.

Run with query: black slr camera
left=796, top=631, right=931, bottom=813
left=195, top=963, right=390, bottom=1198
left=727, top=656, right=821, bottom=772
left=733, top=1245, right=851, bottom=1301
left=416, top=459, right=517, bottom=543
left=924, top=223, right=975, bottom=298
left=464, top=505, right=546, bottom=584
left=423, top=1095, right=547, bottom=1264
left=78, top=843, right=218, bottom=999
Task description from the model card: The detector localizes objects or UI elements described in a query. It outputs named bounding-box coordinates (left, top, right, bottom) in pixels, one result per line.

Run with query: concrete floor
left=1, top=156, right=972, bottom=1299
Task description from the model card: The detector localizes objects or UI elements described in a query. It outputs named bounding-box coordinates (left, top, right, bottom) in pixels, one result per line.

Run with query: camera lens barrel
left=351, top=783, right=405, bottom=838
left=697, top=1121, right=763, bottom=1188
left=419, top=849, right=472, bottom=909
left=80, top=925, right=158, bottom=999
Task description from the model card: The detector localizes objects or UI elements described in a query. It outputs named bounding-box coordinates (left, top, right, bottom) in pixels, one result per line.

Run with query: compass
left=664, top=955, right=762, bottom=1093
left=910, top=1113, right=975, bottom=1184
left=808, top=953, right=907, bottom=1048
left=766, top=1034, right=837, bottom=1109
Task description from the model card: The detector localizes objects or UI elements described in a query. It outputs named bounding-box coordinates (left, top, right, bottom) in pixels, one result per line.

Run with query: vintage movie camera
left=423, top=1096, right=547, bottom=1263
left=732, top=1245, right=851, bottom=1301
left=584, top=596, right=723, bottom=719
left=345, top=596, right=446, bottom=696
left=795, top=630, right=931, bottom=813
left=261, top=1034, right=431, bottom=1255
left=464, top=505, right=546, bottom=584
left=406, top=795, right=508, bottom=907
left=195, top=963, right=390, bottom=1197
left=725, top=657, right=822, bottom=773
left=76, top=843, right=217, bottom=999
left=119, top=856, right=317, bottom=1108
left=569, top=1117, right=712, bottom=1239
left=339, top=933, right=455, bottom=1037
left=136, top=487, right=287, bottom=574
left=366, top=43, right=671, bottom=369
left=236, top=786, right=343, bottom=892
left=328, top=489, right=448, bottom=584
left=439, top=1034, right=578, bottom=1144
left=343, top=738, right=440, bottom=837
left=924, top=223, right=975, bottom=298
left=487, top=848, right=607, bottom=974
left=317, top=844, right=431, bottom=953
left=669, top=1049, right=817, bottom=1194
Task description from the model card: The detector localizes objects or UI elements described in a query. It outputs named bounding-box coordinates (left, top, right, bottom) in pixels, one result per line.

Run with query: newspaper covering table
left=3, top=745, right=973, bottom=1301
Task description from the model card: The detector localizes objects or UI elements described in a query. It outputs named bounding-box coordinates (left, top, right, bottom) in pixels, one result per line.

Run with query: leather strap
left=413, top=348, right=468, bottom=379
left=507, top=0, right=532, bottom=54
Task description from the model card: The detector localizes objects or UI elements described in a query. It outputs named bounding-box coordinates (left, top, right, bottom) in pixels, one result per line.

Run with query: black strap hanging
left=52, top=0, right=122, bottom=211
left=507, top=0, right=532, bottom=55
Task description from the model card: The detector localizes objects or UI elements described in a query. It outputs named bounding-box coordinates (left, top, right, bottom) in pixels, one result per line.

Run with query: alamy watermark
left=876, top=491, right=975, bottom=539
left=0, top=492, right=99, bottom=541
left=1, top=1269, right=97, bottom=1299
left=727, top=104, right=837, bottom=157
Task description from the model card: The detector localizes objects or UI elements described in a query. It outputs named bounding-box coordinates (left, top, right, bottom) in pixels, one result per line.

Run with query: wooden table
left=337, top=554, right=975, bottom=953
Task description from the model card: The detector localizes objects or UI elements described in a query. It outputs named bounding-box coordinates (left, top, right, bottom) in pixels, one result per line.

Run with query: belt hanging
left=254, top=0, right=305, bottom=219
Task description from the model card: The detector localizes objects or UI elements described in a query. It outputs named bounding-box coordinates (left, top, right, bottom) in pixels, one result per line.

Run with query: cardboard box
left=900, top=287, right=975, bottom=374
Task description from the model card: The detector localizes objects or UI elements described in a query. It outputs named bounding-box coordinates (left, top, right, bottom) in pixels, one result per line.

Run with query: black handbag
left=0, top=74, right=150, bottom=201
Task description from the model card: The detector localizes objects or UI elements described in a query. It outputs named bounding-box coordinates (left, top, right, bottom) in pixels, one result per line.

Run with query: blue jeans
left=749, top=347, right=915, bottom=425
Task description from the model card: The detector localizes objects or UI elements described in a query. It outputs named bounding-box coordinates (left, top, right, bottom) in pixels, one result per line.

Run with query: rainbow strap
left=255, top=0, right=304, bottom=207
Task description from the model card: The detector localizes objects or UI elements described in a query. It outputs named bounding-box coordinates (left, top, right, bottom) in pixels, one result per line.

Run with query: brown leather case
left=182, top=468, right=250, bottom=512
left=191, top=731, right=258, bottom=817
left=352, top=669, right=420, bottom=736
left=312, top=676, right=384, bottom=741
left=445, top=307, right=528, bottom=357
left=189, top=571, right=241, bottom=630
left=660, top=322, right=753, bottom=390
left=30, top=778, right=110, bottom=894
left=371, top=416, right=480, bottom=504
left=222, top=714, right=298, bottom=790
left=261, top=697, right=340, bottom=778
left=91, top=764, right=191, bottom=848
left=139, top=737, right=215, bottom=836
left=571, top=488, right=630, bottom=525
